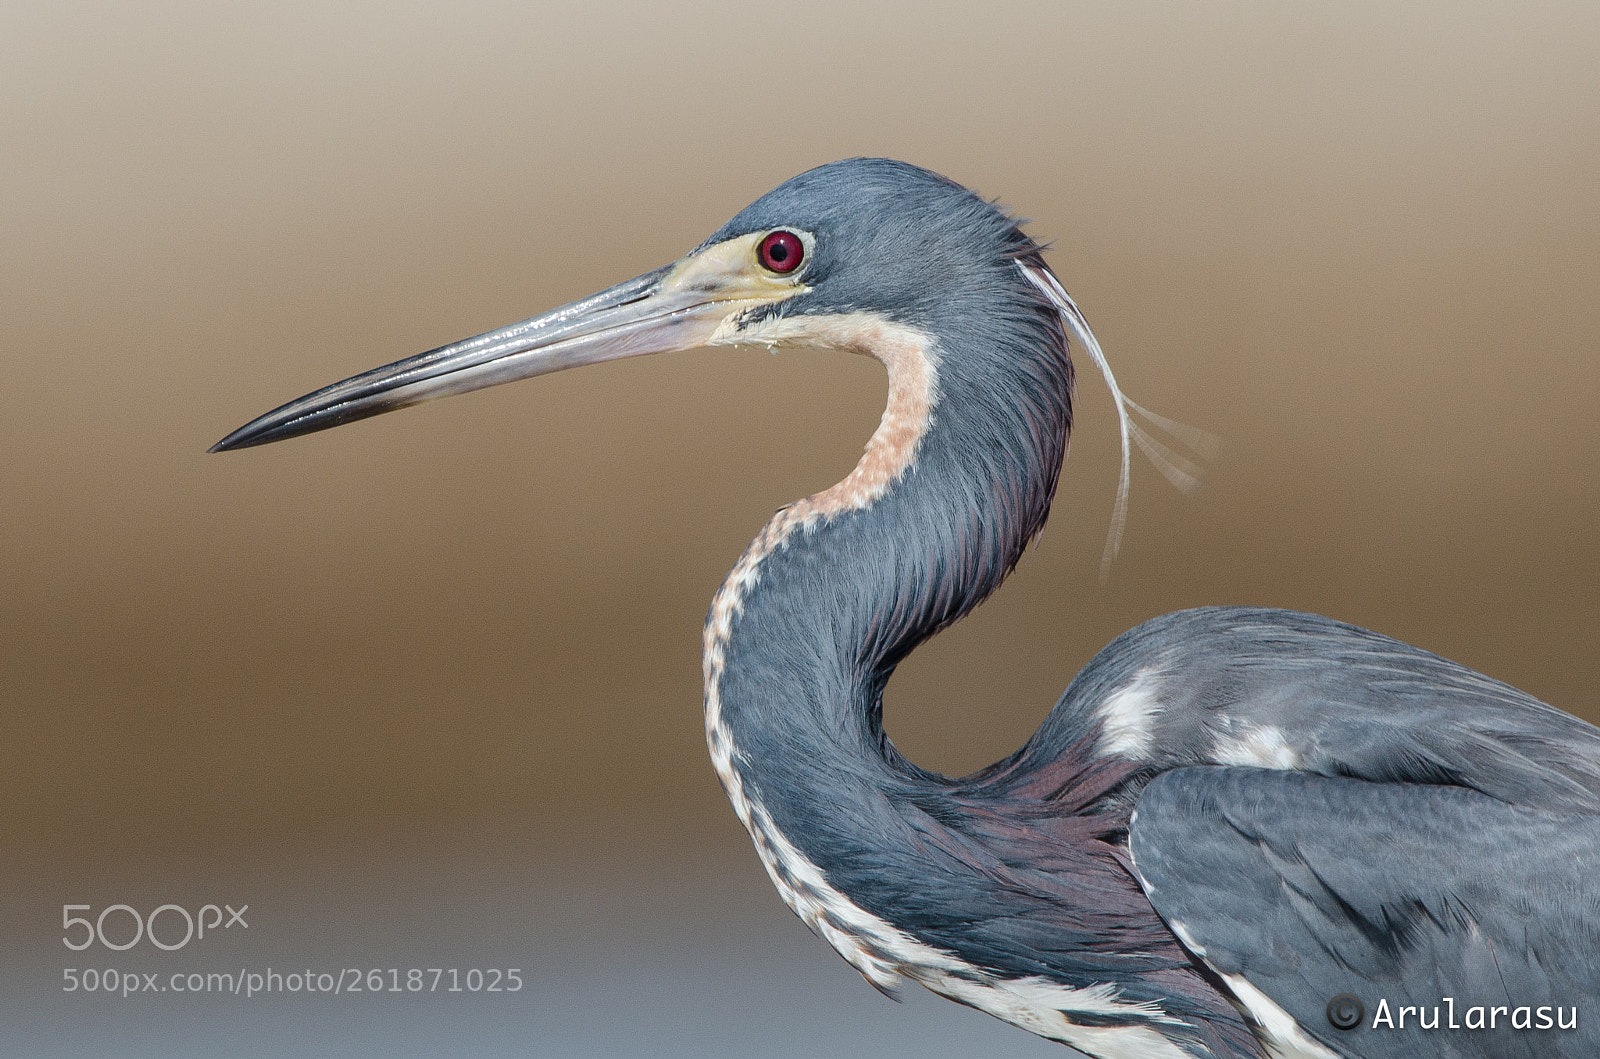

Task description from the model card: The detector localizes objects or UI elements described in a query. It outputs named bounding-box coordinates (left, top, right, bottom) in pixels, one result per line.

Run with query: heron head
left=210, top=158, right=1062, bottom=453
left=702, top=158, right=1052, bottom=340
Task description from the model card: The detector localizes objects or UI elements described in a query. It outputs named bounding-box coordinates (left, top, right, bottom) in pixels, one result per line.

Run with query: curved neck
left=702, top=301, right=1071, bottom=847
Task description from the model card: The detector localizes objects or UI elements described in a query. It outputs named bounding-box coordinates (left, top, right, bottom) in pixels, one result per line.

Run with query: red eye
left=757, top=230, right=804, bottom=273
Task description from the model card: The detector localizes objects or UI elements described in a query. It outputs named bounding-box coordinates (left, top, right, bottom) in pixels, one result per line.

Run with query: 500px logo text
left=63, top=903, right=248, bottom=952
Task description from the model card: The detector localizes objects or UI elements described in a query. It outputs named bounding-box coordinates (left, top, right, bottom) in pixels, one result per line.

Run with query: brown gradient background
left=4, top=2, right=1599, bottom=1055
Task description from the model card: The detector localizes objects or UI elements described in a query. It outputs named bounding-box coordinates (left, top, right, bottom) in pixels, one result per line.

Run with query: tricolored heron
left=214, top=159, right=1600, bottom=1058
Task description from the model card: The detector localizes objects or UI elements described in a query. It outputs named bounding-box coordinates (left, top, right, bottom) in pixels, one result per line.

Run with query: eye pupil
left=758, top=230, right=804, bottom=273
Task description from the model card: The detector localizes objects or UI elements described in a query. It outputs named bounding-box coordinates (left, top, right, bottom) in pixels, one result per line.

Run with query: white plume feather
left=1018, top=262, right=1219, bottom=581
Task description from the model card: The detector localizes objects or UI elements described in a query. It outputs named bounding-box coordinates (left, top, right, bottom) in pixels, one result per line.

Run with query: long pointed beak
left=211, top=234, right=803, bottom=452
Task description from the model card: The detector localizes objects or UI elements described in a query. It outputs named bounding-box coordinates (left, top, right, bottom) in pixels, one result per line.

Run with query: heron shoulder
left=1031, top=605, right=1600, bottom=815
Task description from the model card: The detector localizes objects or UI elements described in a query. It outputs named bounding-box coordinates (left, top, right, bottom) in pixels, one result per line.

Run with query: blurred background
left=4, top=1, right=1598, bottom=1055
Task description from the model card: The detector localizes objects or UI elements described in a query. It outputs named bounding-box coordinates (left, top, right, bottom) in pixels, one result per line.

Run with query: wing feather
left=1130, top=766, right=1600, bottom=1059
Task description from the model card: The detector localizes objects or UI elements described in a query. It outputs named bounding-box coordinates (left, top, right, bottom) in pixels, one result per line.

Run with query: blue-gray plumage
left=212, top=159, right=1600, bottom=1058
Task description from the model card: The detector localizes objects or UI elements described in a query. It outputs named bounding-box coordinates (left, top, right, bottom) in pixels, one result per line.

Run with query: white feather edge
left=1018, top=261, right=1219, bottom=580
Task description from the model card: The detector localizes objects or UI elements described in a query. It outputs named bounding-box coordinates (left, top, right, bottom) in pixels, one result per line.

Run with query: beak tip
left=210, top=422, right=280, bottom=452
left=209, top=430, right=250, bottom=453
